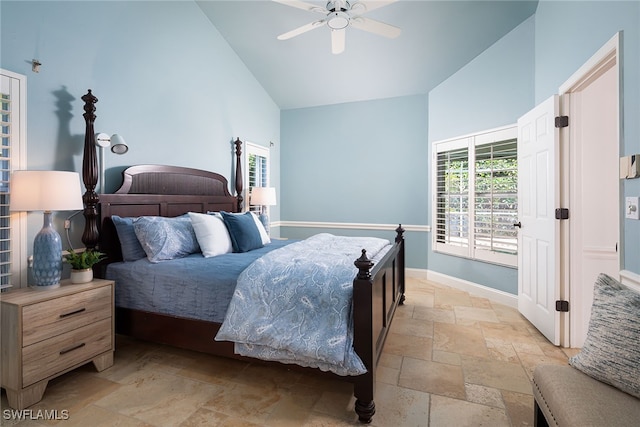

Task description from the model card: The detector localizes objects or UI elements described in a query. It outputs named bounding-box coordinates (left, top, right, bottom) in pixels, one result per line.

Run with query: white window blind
left=1, top=69, right=26, bottom=289
left=433, top=126, right=518, bottom=267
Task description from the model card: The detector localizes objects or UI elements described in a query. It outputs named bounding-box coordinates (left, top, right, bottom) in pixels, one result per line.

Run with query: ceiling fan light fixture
left=331, top=28, right=346, bottom=54
left=327, top=11, right=350, bottom=30
left=274, top=0, right=400, bottom=52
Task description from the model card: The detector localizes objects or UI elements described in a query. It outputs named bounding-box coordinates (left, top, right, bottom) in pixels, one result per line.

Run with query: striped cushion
left=569, top=273, right=640, bottom=399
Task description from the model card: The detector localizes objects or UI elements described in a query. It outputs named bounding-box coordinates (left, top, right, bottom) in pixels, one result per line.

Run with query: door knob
left=513, top=222, right=522, bottom=228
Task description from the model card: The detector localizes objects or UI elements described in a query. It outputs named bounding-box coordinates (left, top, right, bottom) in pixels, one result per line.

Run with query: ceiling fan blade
left=350, top=0, right=398, bottom=14
left=277, top=19, right=326, bottom=40
left=331, top=29, right=346, bottom=54
left=350, top=16, right=401, bottom=39
left=272, top=0, right=327, bottom=15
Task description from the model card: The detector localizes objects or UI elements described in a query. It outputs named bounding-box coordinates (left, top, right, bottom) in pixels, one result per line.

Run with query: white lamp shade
left=250, top=187, right=276, bottom=206
left=10, top=170, right=84, bottom=212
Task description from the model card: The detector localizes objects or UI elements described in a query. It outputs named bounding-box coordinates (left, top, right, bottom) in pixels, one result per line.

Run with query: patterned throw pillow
left=569, top=273, right=640, bottom=399
left=133, top=215, right=200, bottom=263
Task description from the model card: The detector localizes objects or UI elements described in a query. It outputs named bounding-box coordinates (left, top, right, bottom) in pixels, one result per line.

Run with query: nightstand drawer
left=22, top=286, right=112, bottom=347
left=22, top=318, right=112, bottom=387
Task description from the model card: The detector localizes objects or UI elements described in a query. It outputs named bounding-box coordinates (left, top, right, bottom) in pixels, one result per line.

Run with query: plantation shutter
left=1, top=69, right=26, bottom=289
left=245, top=143, right=270, bottom=214
left=474, top=139, right=518, bottom=257
left=248, top=153, right=268, bottom=214
left=435, top=141, right=470, bottom=254
left=0, top=92, right=11, bottom=287
left=433, top=126, right=517, bottom=267
left=249, top=153, right=268, bottom=188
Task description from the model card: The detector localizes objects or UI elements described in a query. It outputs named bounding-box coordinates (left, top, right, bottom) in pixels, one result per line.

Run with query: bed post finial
left=395, top=224, right=405, bottom=244
left=355, top=249, right=374, bottom=280
left=234, top=138, right=243, bottom=212
left=81, top=89, right=100, bottom=249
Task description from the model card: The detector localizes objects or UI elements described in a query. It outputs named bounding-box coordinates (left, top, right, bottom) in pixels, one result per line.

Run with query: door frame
left=557, top=32, right=622, bottom=347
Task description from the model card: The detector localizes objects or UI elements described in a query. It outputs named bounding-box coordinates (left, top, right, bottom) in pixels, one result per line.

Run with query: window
left=244, top=142, right=270, bottom=213
left=1, top=69, right=27, bottom=289
left=433, top=125, right=517, bottom=267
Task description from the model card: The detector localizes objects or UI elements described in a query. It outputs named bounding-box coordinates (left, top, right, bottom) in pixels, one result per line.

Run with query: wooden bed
left=79, top=90, right=406, bottom=423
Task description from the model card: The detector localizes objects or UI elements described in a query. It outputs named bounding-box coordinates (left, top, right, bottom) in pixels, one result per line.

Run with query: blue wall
left=534, top=0, right=640, bottom=276
left=3, top=1, right=637, bottom=286
left=427, top=16, right=535, bottom=294
left=1, top=1, right=280, bottom=253
left=280, top=95, right=429, bottom=268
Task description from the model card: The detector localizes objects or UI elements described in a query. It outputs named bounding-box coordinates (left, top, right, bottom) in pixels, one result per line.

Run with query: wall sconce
left=95, top=133, right=129, bottom=193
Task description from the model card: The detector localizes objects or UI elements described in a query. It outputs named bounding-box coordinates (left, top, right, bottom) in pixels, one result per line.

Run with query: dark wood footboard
left=113, top=227, right=406, bottom=424
left=352, top=225, right=405, bottom=423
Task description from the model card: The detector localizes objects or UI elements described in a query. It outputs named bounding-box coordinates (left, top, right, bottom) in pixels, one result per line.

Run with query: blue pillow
left=220, top=211, right=264, bottom=253
left=133, top=215, right=200, bottom=263
left=111, top=215, right=147, bottom=261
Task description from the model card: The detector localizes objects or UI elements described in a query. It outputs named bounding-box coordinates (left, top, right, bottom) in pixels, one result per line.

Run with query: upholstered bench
left=533, top=364, right=640, bottom=426
left=531, top=273, right=640, bottom=427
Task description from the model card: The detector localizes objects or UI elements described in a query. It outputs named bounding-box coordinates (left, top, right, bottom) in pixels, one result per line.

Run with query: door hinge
left=556, top=300, right=570, bottom=312
left=555, top=116, right=569, bottom=128
left=555, top=208, right=569, bottom=220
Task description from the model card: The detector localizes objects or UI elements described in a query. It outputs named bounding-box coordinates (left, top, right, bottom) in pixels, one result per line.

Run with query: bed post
left=234, top=137, right=243, bottom=212
left=81, top=90, right=99, bottom=250
left=396, top=224, right=406, bottom=304
left=353, top=249, right=375, bottom=424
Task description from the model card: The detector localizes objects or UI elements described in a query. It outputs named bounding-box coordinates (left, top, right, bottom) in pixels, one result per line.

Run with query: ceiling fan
left=273, top=0, right=401, bottom=54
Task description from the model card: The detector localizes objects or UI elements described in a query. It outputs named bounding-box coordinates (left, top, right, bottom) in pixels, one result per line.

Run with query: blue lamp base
left=258, top=213, right=270, bottom=236
left=32, top=211, right=62, bottom=289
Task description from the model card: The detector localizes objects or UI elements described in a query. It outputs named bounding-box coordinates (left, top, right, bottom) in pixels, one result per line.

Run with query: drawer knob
left=59, top=308, right=86, bottom=318
left=59, top=342, right=86, bottom=355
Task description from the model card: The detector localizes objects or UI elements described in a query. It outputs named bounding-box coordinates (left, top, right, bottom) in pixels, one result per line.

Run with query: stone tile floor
left=1, top=277, right=577, bottom=426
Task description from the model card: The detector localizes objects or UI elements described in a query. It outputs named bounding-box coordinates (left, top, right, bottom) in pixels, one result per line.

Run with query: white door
left=517, top=95, right=560, bottom=345
left=564, top=53, right=620, bottom=348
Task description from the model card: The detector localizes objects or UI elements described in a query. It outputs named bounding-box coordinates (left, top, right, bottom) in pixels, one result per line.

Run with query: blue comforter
left=215, top=233, right=391, bottom=376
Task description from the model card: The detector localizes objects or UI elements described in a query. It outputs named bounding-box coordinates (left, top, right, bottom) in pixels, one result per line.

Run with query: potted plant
left=64, top=249, right=106, bottom=283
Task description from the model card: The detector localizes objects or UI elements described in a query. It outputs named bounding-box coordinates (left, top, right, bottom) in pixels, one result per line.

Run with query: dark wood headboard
left=96, top=164, right=241, bottom=266
left=80, top=89, right=244, bottom=253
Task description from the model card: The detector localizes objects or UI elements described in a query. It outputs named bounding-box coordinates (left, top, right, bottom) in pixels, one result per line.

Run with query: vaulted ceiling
left=197, top=1, right=538, bottom=109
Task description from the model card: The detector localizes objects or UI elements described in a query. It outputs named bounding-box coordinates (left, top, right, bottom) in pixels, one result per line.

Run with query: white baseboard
left=620, top=269, right=640, bottom=293
left=406, top=269, right=640, bottom=312
left=407, top=268, right=518, bottom=308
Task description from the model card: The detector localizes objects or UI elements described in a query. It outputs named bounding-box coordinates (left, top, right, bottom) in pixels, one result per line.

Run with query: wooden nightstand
left=1, top=279, right=114, bottom=409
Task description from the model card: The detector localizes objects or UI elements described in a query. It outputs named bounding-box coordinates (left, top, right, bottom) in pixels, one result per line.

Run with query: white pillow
left=250, top=212, right=271, bottom=245
left=188, top=212, right=233, bottom=257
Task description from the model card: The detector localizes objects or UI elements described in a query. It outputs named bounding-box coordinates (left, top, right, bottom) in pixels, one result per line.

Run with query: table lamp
left=250, top=187, right=276, bottom=234
left=10, top=171, right=84, bottom=289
